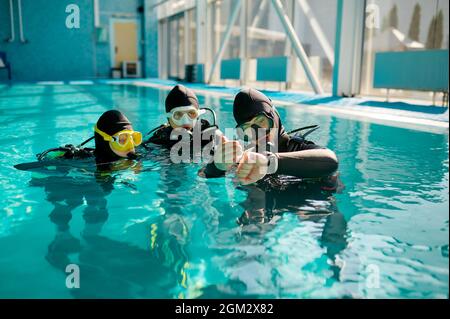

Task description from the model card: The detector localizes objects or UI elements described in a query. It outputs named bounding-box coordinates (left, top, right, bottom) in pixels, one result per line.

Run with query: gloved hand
left=213, top=135, right=244, bottom=171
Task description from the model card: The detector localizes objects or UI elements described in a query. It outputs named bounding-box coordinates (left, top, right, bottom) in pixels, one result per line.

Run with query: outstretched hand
left=236, top=151, right=269, bottom=185
left=214, top=135, right=244, bottom=171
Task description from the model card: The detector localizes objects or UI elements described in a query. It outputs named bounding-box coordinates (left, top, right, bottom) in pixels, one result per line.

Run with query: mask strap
left=94, top=125, right=113, bottom=142
left=78, top=136, right=94, bottom=148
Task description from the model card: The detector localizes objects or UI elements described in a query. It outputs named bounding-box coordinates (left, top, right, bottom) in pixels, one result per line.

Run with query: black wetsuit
left=143, top=119, right=215, bottom=149
left=143, top=84, right=218, bottom=153
left=270, top=133, right=338, bottom=179
left=201, top=88, right=339, bottom=184
left=203, top=132, right=338, bottom=180
left=14, top=110, right=139, bottom=172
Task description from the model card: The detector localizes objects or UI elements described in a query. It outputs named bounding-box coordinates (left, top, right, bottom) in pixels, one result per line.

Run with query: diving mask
left=166, top=106, right=206, bottom=128
left=236, top=114, right=274, bottom=142
left=94, top=125, right=142, bottom=152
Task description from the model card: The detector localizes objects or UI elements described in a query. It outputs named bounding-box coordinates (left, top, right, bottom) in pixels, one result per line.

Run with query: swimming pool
left=0, top=83, right=448, bottom=299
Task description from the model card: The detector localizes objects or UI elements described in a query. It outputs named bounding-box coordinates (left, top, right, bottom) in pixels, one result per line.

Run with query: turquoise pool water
left=0, top=84, right=448, bottom=299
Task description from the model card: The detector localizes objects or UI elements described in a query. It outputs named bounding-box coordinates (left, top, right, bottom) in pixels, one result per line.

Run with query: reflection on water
left=28, top=161, right=176, bottom=298
left=0, top=84, right=448, bottom=298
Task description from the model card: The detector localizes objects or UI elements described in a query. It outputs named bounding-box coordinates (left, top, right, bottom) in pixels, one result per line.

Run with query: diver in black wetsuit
left=142, top=85, right=218, bottom=154
left=93, top=110, right=142, bottom=164
left=15, top=110, right=143, bottom=172
left=20, top=109, right=167, bottom=297
left=201, top=88, right=339, bottom=185
left=198, top=88, right=345, bottom=282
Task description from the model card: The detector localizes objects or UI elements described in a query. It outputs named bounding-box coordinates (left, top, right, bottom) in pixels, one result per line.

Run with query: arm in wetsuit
left=273, top=141, right=338, bottom=179
left=144, top=120, right=215, bottom=147
left=202, top=137, right=338, bottom=179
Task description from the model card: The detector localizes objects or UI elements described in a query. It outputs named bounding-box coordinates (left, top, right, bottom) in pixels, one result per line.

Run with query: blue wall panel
left=220, top=59, right=241, bottom=80
left=0, top=0, right=154, bottom=81
left=256, top=56, right=288, bottom=82
left=0, top=0, right=95, bottom=81
left=374, top=50, right=449, bottom=92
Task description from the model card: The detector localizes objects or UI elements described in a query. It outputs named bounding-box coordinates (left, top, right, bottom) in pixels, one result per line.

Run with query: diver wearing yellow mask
left=15, top=110, right=143, bottom=171
left=93, top=110, right=142, bottom=164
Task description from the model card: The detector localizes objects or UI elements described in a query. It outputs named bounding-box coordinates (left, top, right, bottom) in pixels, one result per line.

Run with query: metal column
left=271, top=0, right=324, bottom=94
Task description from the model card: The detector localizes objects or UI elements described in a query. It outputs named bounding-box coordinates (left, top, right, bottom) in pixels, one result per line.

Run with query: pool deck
left=127, top=78, right=448, bottom=134
left=3, top=78, right=449, bottom=133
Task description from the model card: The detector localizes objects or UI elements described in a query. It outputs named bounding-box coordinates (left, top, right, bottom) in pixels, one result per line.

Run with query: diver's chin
left=126, top=152, right=137, bottom=160
left=171, top=122, right=193, bottom=130
left=181, top=125, right=193, bottom=130
left=111, top=147, right=135, bottom=159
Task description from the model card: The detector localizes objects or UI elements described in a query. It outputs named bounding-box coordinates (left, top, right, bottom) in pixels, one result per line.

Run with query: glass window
left=209, top=0, right=241, bottom=60
left=247, top=0, right=289, bottom=58
left=187, top=9, right=197, bottom=65
left=361, top=0, right=449, bottom=104
left=178, top=16, right=185, bottom=79
left=168, top=18, right=178, bottom=78
left=292, top=0, right=337, bottom=93
left=168, top=14, right=185, bottom=79
left=244, top=0, right=337, bottom=93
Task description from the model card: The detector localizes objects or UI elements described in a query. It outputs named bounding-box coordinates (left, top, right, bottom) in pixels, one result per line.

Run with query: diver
left=200, top=88, right=339, bottom=187
left=93, top=110, right=142, bottom=166
left=142, top=85, right=218, bottom=160
left=15, top=110, right=143, bottom=171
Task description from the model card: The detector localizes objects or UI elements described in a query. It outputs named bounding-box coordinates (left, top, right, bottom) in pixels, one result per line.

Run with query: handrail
left=6, top=0, right=15, bottom=42
left=17, top=0, right=27, bottom=43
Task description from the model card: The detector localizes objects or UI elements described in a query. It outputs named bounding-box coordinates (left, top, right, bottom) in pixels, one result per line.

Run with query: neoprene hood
left=233, top=88, right=285, bottom=136
left=94, top=110, right=133, bottom=164
left=165, top=85, right=199, bottom=113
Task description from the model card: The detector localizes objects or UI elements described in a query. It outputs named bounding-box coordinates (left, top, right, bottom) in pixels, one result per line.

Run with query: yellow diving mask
left=94, top=125, right=143, bottom=152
